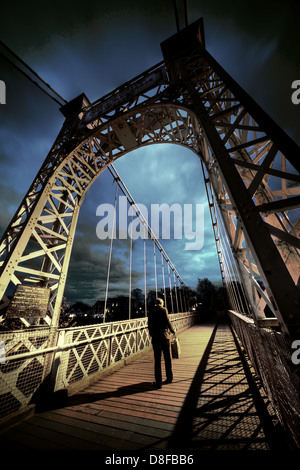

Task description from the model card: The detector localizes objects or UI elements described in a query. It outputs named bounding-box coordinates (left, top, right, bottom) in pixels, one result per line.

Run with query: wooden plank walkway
left=0, top=321, right=286, bottom=452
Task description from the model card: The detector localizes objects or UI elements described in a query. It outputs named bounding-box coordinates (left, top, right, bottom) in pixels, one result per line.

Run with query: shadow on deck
left=167, top=321, right=288, bottom=451
left=0, top=319, right=289, bottom=452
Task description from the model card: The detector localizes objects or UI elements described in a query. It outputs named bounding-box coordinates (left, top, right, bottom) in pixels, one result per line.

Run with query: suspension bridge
left=0, top=4, right=300, bottom=452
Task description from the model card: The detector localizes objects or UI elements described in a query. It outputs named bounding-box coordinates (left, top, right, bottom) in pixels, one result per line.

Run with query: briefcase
left=171, top=337, right=181, bottom=359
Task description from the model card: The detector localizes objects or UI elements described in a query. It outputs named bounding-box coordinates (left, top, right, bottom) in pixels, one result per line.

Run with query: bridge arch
left=65, top=142, right=213, bottom=311
left=0, top=94, right=299, bottom=336
left=72, top=103, right=202, bottom=204
left=0, top=102, right=206, bottom=327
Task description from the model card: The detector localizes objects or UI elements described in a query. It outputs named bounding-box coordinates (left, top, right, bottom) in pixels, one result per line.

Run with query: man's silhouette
left=148, top=298, right=175, bottom=389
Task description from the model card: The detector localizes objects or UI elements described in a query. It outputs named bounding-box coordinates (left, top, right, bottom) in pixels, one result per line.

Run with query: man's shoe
left=153, top=382, right=162, bottom=389
left=165, top=378, right=173, bottom=384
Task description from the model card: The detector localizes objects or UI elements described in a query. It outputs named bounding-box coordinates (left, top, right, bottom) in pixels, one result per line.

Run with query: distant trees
left=196, top=278, right=215, bottom=311
left=196, top=278, right=226, bottom=320
left=147, top=290, right=157, bottom=309
left=55, top=277, right=228, bottom=328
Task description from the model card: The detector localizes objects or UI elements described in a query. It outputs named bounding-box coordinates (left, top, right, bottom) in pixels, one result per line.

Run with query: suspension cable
left=144, top=235, right=147, bottom=316
left=183, top=283, right=188, bottom=312
left=177, top=275, right=183, bottom=312
left=216, top=201, right=252, bottom=316
left=201, top=159, right=226, bottom=287
left=103, top=181, right=118, bottom=322
left=0, top=41, right=67, bottom=106
left=129, top=208, right=133, bottom=320
left=211, top=199, right=238, bottom=311
left=154, top=241, right=158, bottom=299
left=214, top=196, right=248, bottom=314
left=161, top=250, right=167, bottom=307
left=99, top=164, right=188, bottom=318
left=168, top=261, right=174, bottom=313
left=107, top=164, right=186, bottom=290
left=173, top=270, right=179, bottom=313
left=201, top=158, right=252, bottom=315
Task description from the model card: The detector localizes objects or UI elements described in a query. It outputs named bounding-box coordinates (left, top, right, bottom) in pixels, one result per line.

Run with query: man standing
left=148, top=298, right=175, bottom=389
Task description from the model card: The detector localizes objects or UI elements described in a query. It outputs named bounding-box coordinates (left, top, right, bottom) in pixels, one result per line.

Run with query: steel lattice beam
left=0, top=18, right=299, bottom=339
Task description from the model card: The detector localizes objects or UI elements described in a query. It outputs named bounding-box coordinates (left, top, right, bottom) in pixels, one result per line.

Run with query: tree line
left=0, top=278, right=228, bottom=330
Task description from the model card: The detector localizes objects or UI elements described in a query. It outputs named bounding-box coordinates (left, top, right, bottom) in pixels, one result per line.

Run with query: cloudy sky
left=0, top=0, right=299, bottom=306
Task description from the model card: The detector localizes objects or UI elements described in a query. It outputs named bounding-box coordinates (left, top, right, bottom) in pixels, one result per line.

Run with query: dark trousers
left=152, top=336, right=173, bottom=385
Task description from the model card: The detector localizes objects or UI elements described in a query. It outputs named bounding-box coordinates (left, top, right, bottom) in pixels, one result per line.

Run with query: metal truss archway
left=0, top=18, right=299, bottom=339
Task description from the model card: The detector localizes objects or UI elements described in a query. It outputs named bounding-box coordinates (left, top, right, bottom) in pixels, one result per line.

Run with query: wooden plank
left=18, top=419, right=105, bottom=450
left=92, top=403, right=177, bottom=424
left=32, top=411, right=166, bottom=450
left=2, top=421, right=70, bottom=450
left=80, top=398, right=181, bottom=420
left=28, top=415, right=120, bottom=451
left=0, top=428, right=30, bottom=450
left=45, top=407, right=172, bottom=439
left=82, top=382, right=191, bottom=404
left=85, top=395, right=184, bottom=414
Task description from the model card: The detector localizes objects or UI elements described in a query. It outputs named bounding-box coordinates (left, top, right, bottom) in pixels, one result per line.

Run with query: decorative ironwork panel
left=54, top=313, right=197, bottom=392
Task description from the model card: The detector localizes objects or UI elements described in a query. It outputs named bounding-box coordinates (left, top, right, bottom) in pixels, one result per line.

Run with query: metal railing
left=53, top=312, right=196, bottom=393
left=228, top=310, right=300, bottom=449
left=0, top=311, right=197, bottom=422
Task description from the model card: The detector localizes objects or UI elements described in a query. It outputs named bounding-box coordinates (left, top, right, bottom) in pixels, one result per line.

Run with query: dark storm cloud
left=113, top=145, right=221, bottom=280
left=65, top=230, right=143, bottom=305
left=206, top=18, right=300, bottom=144
left=1, top=0, right=299, bottom=146
left=0, top=182, right=24, bottom=236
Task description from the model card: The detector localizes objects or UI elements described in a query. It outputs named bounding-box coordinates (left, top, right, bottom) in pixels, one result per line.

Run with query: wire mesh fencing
left=0, top=327, right=52, bottom=420
left=229, top=310, right=300, bottom=449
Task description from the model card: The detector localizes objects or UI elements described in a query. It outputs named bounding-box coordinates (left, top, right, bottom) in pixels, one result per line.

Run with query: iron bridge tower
left=0, top=18, right=299, bottom=343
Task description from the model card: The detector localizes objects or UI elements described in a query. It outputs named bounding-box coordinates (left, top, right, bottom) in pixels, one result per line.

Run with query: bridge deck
left=0, top=321, right=283, bottom=452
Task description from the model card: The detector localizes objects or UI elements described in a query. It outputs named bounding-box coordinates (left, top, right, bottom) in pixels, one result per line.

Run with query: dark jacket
left=148, top=305, right=175, bottom=340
